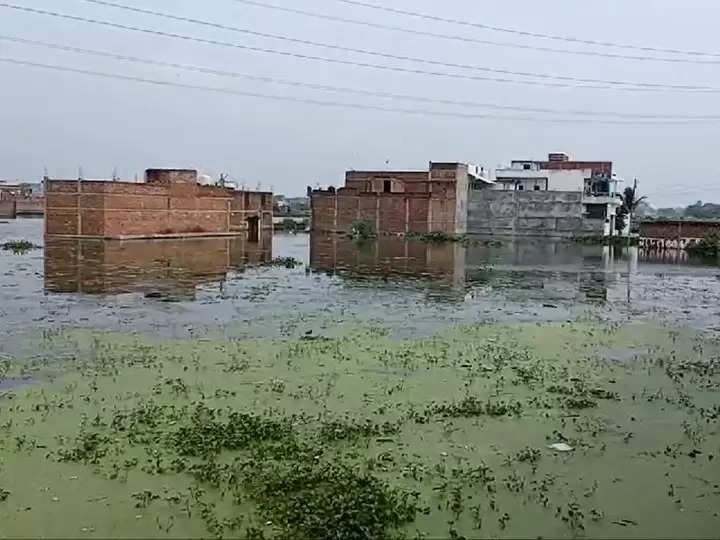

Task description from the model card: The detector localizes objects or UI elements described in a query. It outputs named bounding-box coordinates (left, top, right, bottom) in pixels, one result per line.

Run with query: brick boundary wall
left=639, top=220, right=720, bottom=250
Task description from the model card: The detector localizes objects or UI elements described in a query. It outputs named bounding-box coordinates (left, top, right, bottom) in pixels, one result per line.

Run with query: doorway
left=247, top=216, right=259, bottom=243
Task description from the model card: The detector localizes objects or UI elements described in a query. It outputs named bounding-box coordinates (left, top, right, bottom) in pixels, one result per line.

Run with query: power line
left=4, top=3, right=719, bottom=94
left=75, top=0, right=720, bottom=90
left=5, top=34, right=720, bottom=121
left=334, top=0, right=720, bottom=59
left=230, top=0, right=720, bottom=65
left=0, top=3, right=605, bottom=92
left=1, top=56, right=715, bottom=125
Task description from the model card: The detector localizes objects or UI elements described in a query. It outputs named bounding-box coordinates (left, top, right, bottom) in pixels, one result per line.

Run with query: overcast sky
left=1, top=0, right=719, bottom=206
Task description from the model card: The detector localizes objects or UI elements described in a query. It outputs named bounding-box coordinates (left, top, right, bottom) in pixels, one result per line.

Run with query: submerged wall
left=639, top=220, right=720, bottom=250
left=467, top=190, right=605, bottom=237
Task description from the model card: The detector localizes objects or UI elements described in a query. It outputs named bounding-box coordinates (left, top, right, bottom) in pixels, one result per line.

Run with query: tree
left=615, top=179, right=647, bottom=235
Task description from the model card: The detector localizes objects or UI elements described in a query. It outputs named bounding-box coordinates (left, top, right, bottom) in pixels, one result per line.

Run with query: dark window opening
left=534, top=185, right=541, bottom=191
left=383, top=180, right=392, bottom=193
left=243, top=192, right=250, bottom=207
left=523, top=163, right=531, bottom=170
left=261, top=194, right=267, bottom=206
left=517, top=184, right=524, bottom=191
left=586, top=204, right=607, bottom=220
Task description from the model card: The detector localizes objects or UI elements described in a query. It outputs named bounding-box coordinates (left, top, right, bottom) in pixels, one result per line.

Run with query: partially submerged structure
left=0, top=182, right=44, bottom=218
left=310, top=154, right=626, bottom=239
left=640, top=219, right=720, bottom=250
left=309, top=162, right=480, bottom=234
left=45, top=169, right=272, bottom=241
left=469, top=153, right=623, bottom=237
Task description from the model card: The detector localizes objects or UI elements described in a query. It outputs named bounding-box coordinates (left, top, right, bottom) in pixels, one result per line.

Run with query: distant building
left=468, top=152, right=624, bottom=237
left=0, top=181, right=45, bottom=217
left=640, top=219, right=720, bottom=250
left=45, top=169, right=273, bottom=241
left=310, top=162, right=475, bottom=234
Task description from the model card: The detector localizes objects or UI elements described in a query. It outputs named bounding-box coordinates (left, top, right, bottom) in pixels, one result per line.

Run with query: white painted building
left=490, top=153, right=625, bottom=236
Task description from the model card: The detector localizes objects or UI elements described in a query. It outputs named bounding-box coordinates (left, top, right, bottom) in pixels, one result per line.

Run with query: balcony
left=583, top=189, right=622, bottom=206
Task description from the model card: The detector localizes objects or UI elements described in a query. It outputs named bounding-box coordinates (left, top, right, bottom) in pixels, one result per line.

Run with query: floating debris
left=548, top=443, right=574, bottom=452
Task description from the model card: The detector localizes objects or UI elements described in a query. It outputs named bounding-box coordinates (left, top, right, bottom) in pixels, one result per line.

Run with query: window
left=534, top=185, right=541, bottom=191
left=243, top=192, right=250, bottom=207
left=523, top=163, right=531, bottom=170
left=383, top=180, right=391, bottom=193
left=518, top=184, right=524, bottom=191
left=585, top=204, right=607, bottom=220
left=261, top=194, right=267, bottom=206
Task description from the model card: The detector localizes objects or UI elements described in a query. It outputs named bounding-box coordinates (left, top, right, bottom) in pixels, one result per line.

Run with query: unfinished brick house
left=309, top=162, right=470, bottom=234
left=45, top=169, right=272, bottom=242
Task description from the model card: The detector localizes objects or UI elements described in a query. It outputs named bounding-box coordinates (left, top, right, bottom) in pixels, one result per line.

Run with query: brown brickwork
left=538, top=160, right=612, bottom=176
left=146, top=169, right=197, bottom=185
left=45, top=170, right=273, bottom=240
left=310, top=162, right=468, bottom=234
left=0, top=200, right=16, bottom=219
left=640, top=220, right=720, bottom=250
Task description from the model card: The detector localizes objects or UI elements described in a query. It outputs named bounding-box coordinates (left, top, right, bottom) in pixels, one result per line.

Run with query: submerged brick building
left=45, top=169, right=272, bottom=241
left=309, top=162, right=472, bottom=234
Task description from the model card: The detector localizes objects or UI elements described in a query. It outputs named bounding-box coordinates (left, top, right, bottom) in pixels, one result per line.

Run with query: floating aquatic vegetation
left=2, top=239, right=37, bottom=254
left=1, top=321, right=720, bottom=538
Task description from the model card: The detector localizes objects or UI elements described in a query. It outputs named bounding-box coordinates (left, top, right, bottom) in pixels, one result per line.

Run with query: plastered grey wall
left=467, top=190, right=605, bottom=237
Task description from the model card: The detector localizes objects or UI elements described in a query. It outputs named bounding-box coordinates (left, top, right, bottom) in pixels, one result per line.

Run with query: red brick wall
left=229, top=191, right=273, bottom=233
left=310, top=193, right=338, bottom=232
left=408, top=199, right=430, bottom=233
left=378, top=196, right=407, bottom=233
left=14, top=198, right=43, bottom=214
left=311, top=164, right=467, bottom=234
left=640, top=221, right=720, bottom=240
left=46, top=179, right=272, bottom=238
left=538, top=161, right=612, bottom=176
left=146, top=169, right=197, bottom=185
left=0, top=200, right=15, bottom=219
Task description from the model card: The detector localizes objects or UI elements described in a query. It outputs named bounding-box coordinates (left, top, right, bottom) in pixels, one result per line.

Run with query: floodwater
left=1, top=219, right=720, bottom=346
left=1, top=218, right=720, bottom=539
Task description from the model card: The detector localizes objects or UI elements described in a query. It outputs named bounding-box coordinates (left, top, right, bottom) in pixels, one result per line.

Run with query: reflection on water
left=3, top=217, right=720, bottom=343
left=639, top=247, right=718, bottom=266
left=310, top=234, right=638, bottom=303
left=310, top=234, right=466, bottom=284
left=44, top=233, right=272, bottom=298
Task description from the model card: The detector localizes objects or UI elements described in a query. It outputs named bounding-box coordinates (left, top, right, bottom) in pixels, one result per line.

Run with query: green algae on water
left=1, top=321, right=720, bottom=538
